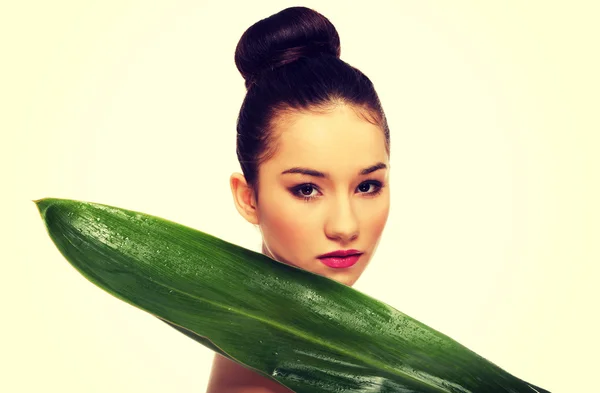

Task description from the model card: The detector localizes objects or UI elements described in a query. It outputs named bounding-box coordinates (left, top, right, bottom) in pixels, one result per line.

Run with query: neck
left=261, top=242, right=274, bottom=259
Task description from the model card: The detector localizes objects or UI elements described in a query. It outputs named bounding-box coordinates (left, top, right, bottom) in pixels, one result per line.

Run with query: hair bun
left=235, top=6, right=341, bottom=89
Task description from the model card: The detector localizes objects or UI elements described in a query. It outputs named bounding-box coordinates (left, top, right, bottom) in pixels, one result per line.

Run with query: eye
left=291, top=181, right=383, bottom=202
left=291, top=184, right=321, bottom=202
left=357, top=181, right=384, bottom=196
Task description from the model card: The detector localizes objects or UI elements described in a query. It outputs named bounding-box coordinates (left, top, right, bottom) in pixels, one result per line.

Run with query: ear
left=230, top=172, right=259, bottom=225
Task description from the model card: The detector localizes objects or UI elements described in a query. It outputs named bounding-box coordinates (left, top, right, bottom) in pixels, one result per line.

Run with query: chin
left=277, top=257, right=359, bottom=287
left=325, top=273, right=357, bottom=287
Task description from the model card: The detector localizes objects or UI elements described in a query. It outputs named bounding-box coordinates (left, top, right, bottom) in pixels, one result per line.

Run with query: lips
left=317, top=249, right=363, bottom=269
left=317, top=249, right=362, bottom=258
left=318, top=254, right=362, bottom=268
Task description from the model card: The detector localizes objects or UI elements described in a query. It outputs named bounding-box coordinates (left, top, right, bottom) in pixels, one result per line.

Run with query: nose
left=324, top=196, right=359, bottom=243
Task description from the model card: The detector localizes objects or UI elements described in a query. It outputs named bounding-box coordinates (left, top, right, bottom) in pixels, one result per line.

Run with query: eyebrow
left=281, top=162, right=387, bottom=178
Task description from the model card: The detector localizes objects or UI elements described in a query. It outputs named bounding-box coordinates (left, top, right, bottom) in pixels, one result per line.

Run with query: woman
left=206, top=6, right=391, bottom=392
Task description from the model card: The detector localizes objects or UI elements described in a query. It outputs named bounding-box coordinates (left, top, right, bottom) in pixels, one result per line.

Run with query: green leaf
left=34, top=197, right=550, bottom=393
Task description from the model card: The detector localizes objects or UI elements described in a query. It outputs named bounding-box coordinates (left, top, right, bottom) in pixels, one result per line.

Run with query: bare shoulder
left=205, top=354, right=295, bottom=393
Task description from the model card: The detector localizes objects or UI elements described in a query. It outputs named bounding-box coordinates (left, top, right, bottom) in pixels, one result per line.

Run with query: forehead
left=266, top=105, right=387, bottom=174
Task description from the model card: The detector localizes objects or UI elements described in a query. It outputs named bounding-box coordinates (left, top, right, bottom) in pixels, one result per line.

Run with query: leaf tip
left=33, top=198, right=60, bottom=219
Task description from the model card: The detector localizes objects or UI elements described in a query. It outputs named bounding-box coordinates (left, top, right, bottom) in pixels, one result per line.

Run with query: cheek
left=260, top=198, right=316, bottom=253
left=362, top=195, right=390, bottom=238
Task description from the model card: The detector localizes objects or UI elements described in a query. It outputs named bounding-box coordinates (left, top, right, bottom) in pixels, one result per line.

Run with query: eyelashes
left=290, top=181, right=384, bottom=203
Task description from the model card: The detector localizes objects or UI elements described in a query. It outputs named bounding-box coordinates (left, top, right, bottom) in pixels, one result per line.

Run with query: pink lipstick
left=317, top=249, right=363, bottom=268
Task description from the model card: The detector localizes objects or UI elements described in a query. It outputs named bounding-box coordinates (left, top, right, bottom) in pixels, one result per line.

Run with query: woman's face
left=236, top=104, right=390, bottom=287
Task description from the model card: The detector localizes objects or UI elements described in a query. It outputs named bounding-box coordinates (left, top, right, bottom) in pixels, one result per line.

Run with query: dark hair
left=234, top=6, right=390, bottom=203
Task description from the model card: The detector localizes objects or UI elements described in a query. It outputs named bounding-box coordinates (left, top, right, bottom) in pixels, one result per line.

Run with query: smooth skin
left=206, top=104, right=391, bottom=393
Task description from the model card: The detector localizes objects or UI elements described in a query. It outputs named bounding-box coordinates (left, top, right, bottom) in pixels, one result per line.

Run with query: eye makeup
left=290, top=180, right=384, bottom=203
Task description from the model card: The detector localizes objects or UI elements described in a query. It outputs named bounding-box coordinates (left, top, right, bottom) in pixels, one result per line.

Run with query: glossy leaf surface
left=35, top=198, right=549, bottom=393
